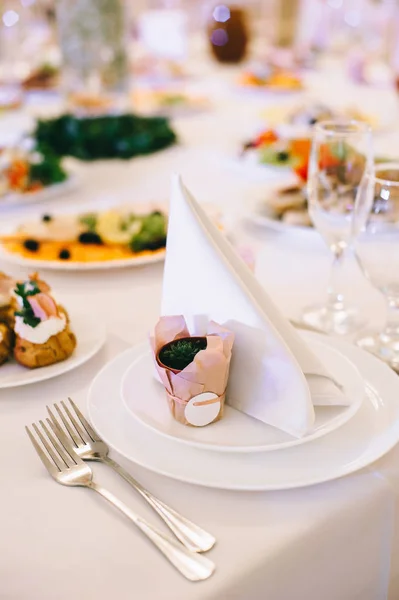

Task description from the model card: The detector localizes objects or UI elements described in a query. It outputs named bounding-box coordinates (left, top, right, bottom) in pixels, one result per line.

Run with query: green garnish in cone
left=159, top=338, right=207, bottom=371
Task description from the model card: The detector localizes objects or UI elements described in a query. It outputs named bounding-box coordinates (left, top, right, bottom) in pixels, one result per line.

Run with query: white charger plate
left=0, top=309, right=106, bottom=388
left=120, top=338, right=364, bottom=453
left=87, top=332, right=399, bottom=491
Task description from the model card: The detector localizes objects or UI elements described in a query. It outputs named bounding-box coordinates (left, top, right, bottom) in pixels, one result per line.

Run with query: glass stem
left=327, top=246, right=346, bottom=313
left=381, top=297, right=399, bottom=342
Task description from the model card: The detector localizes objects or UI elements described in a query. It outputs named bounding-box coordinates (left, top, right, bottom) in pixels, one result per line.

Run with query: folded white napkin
left=161, top=174, right=348, bottom=437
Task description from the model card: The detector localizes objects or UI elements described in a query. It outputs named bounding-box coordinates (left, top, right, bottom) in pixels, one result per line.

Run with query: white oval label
left=184, top=392, right=221, bottom=427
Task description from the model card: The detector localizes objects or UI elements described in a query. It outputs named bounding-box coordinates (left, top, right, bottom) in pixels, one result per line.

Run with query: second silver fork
left=47, top=398, right=215, bottom=554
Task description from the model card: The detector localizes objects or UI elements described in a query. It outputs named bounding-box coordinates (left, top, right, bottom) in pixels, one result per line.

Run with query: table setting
left=3, top=1, right=399, bottom=599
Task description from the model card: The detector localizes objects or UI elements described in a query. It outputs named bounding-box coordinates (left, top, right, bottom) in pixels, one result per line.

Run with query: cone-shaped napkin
left=161, top=174, right=347, bottom=438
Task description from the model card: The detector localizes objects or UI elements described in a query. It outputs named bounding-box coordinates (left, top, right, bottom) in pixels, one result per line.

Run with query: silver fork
left=47, top=398, right=215, bottom=554
left=26, top=420, right=215, bottom=582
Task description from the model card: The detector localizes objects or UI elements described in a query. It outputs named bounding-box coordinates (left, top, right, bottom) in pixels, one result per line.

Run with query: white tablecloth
left=1, top=56, right=399, bottom=600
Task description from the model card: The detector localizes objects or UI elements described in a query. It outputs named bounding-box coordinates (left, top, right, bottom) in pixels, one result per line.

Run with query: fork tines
left=47, top=397, right=100, bottom=447
left=26, top=418, right=85, bottom=478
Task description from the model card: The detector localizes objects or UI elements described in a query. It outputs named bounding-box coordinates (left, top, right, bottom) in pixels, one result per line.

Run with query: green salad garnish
left=14, top=281, right=41, bottom=328
left=130, top=211, right=167, bottom=253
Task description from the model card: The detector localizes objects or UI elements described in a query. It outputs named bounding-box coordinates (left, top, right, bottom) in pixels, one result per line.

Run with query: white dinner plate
left=0, top=309, right=106, bottom=388
left=88, top=332, right=399, bottom=491
left=120, top=338, right=364, bottom=453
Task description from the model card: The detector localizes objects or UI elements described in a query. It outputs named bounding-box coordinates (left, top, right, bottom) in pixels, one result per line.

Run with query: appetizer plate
left=260, top=104, right=392, bottom=134
left=0, top=173, right=79, bottom=208
left=245, top=199, right=314, bottom=235
left=0, top=309, right=106, bottom=388
left=0, top=200, right=167, bottom=271
left=131, top=89, right=211, bottom=117
left=224, top=153, right=296, bottom=184
left=120, top=337, right=364, bottom=453
left=236, top=78, right=305, bottom=96
left=87, top=332, right=399, bottom=491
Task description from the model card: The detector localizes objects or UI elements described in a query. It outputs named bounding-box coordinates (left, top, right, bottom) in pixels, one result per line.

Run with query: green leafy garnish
left=14, top=281, right=41, bottom=328
left=159, top=338, right=207, bottom=371
left=28, top=151, right=67, bottom=187
left=33, top=114, right=177, bottom=161
left=130, top=211, right=167, bottom=253
left=80, top=213, right=97, bottom=231
left=258, top=146, right=297, bottom=168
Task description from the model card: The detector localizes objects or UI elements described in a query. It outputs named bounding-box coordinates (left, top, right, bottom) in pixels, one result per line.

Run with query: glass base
left=356, top=332, right=399, bottom=373
left=302, top=303, right=364, bottom=336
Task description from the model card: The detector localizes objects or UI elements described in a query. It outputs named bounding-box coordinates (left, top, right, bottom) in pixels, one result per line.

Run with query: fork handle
left=102, top=455, right=215, bottom=553
left=87, top=481, right=215, bottom=582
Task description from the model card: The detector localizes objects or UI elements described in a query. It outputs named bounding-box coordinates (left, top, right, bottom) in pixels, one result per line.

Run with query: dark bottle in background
left=208, top=5, right=248, bottom=63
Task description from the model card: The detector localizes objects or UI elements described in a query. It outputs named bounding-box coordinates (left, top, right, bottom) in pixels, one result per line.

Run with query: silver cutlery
left=46, top=398, right=215, bottom=554
left=26, top=419, right=215, bottom=582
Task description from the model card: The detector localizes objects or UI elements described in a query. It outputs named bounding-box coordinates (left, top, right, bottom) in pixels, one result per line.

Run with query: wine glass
left=302, top=119, right=374, bottom=335
left=354, top=163, right=399, bottom=371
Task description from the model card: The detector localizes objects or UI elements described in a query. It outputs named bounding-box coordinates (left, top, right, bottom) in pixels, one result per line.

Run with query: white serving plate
left=87, top=332, right=399, bottom=491
left=0, top=172, right=79, bottom=208
left=0, top=246, right=166, bottom=271
left=0, top=198, right=167, bottom=271
left=120, top=338, right=364, bottom=453
left=245, top=199, right=314, bottom=235
left=0, top=309, right=106, bottom=388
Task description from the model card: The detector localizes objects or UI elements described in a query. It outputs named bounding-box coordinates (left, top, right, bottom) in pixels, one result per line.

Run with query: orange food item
left=6, top=159, right=29, bottom=191
left=27, top=181, right=44, bottom=192
left=293, top=161, right=309, bottom=182
left=289, top=138, right=311, bottom=160
left=240, top=73, right=262, bottom=86
left=319, top=144, right=341, bottom=170
left=240, top=69, right=303, bottom=90
left=68, top=93, right=112, bottom=114
left=254, top=129, right=279, bottom=147
left=267, top=71, right=303, bottom=89
left=289, top=138, right=311, bottom=182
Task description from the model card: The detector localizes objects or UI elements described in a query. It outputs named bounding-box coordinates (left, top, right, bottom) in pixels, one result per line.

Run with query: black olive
left=277, top=151, right=290, bottom=162
left=309, top=117, right=318, bottom=125
left=42, top=214, right=52, bottom=222
left=23, top=239, right=40, bottom=252
left=59, top=249, right=71, bottom=260
left=151, top=210, right=163, bottom=217
left=78, top=232, right=103, bottom=245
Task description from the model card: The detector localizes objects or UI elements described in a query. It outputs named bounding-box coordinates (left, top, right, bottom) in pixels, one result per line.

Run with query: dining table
left=1, top=48, right=399, bottom=600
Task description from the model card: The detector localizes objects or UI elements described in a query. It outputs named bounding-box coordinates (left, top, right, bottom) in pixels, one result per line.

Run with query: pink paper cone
left=150, top=315, right=234, bottom=427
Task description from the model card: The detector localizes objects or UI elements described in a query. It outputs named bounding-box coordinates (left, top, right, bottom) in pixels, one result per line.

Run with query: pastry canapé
left=11, top=273, right=76, bottom=369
